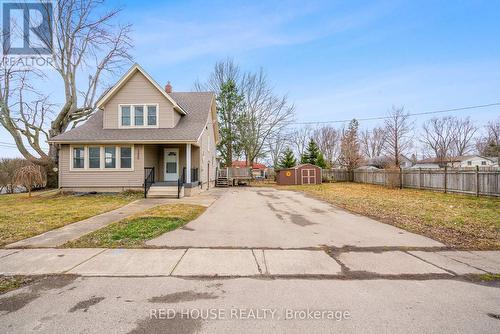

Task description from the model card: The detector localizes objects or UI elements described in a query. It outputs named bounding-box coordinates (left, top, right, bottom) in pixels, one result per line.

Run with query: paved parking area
left=147, top=187, right=443, bottom=248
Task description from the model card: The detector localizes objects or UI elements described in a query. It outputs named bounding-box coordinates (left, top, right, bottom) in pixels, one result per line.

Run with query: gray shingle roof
left=50, top=92, right=214, bottom=143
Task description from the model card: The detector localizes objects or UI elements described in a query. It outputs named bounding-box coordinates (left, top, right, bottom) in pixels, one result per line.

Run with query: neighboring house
left=50, top=63, right=219, bottom=197
left=356, top=165, right=380, bottom=170
left=412, top=155, right=499, bottom=169
left=458, top=155, right=498, bottom=168
left=359, top=154, right=414, bottom=169
left=232, top=161, right=267, bottom=178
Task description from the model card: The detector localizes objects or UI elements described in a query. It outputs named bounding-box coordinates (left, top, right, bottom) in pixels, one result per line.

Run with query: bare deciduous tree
left=451, top=117, right=477, bottom=156
left=291, top=126, right=312, bottom=159
left=421, top=116, right=456, bottom=164
left=237, top=69, right=294, bottom=164
left=0, top=0, right=133, bottom=186
left=360, top=126, right=386, bottom=159
left=422, top=116, right=478, bottom=163
left=476, top=118, right=500, bottom=159
left=383, top=106, right=413, bottom=167
left=266, top=130, right=290, bottom=169
left=312, top=125, right=339, bottom=166
left=194, top=58, right=240, bottom=94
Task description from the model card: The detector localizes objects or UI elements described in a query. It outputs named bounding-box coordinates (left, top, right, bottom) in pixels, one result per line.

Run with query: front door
left=164, top=148, right=179, bottom=181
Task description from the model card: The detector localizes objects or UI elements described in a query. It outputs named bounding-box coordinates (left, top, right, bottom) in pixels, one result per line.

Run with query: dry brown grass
left=0, top=192, right=142, bottom=247
left=283, top=182, right=500, bottom=250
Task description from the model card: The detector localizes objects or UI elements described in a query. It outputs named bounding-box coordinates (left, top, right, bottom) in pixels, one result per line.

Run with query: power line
left=289, top=102, right=500, bottom=125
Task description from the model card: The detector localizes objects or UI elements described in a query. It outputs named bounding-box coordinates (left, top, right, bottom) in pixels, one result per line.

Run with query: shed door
left=301, top=169, right=316, bottom=184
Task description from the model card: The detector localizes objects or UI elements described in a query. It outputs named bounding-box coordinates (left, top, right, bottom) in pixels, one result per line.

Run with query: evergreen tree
left=301, top=139, right=327, bottom=168
left=216, top=80, right=245, bottom=167
left=339, top=119, right=362, bottom=171
left=278, top=147, right=297, bottom=168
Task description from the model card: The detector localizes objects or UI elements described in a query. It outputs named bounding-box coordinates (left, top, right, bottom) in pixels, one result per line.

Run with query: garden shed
left=276, top=163, right=322, bottom=185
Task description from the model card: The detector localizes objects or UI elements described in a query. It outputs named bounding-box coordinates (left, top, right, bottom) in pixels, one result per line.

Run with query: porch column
left=186, top=143, right=191, bottom=184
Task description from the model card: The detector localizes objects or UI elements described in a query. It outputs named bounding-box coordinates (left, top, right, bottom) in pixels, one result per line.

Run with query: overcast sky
left=1, top=0, right=500, bottom=157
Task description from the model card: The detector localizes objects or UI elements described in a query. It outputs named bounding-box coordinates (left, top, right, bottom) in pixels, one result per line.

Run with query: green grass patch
left=0, top=276, right=24, bottom=294
left=0, top=191, right=142, bottom=247
left=63, top=204, right=206, bottom=248
left=282, top=182, right=500, bottom=250
left=477, top=273, right=500, bottom=282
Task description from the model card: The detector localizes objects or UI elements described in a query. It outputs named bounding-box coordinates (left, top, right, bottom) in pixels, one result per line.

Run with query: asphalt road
left=0, top=276, right=499, bottom=333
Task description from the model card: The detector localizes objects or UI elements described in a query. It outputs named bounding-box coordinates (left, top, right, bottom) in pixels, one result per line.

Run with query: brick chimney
left=165, top=81, right=172, bottom=93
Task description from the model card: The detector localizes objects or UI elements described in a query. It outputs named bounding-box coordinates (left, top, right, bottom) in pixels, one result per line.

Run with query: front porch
left=143, top=143, right=201, bottom=198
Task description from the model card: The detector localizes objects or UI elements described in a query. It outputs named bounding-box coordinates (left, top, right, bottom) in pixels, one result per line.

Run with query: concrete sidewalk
left=0, top=248, right=498, bottom=277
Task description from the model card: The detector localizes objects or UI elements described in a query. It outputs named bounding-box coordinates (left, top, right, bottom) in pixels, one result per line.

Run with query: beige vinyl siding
left=143, top=144, right=161, bottom=181
left=102, top=71, right=176, bottom=129
left=198, top=109, right=217, bottom=186
left=59, top=144, right=144, bottom=188
left=173, top=110, right=182, bottom=126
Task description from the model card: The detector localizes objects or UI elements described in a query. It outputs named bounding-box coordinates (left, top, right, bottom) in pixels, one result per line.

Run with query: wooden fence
left=323, top=167, right=500, bottom=197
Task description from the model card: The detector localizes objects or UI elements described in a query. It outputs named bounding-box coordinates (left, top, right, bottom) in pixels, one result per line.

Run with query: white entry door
left=164, top=148, right=179, bottom=181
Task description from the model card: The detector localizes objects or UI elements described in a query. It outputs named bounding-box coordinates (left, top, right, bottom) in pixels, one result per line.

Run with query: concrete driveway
left=147, top=187, right=443, bottom=248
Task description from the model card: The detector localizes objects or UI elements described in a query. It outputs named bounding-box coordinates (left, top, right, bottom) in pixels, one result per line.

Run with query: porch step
left=147, top=185, right=184, bottom=198
left=216, top=178, right=229, bottom=187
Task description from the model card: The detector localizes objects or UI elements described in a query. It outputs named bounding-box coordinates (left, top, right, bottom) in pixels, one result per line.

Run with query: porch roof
left=50, top=92, right=214, bottom=143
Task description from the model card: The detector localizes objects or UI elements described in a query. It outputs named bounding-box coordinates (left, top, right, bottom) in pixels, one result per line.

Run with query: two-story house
left=50, top=64, right=219, bottom=197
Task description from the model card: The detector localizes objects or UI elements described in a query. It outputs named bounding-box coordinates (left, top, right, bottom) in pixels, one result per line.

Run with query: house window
left=88, top=147, right=101, bottom=168
left=134, top=106, right=144, bottom=126
left=120, top=105, right=158, bottom=127
left=481, top=161, right=486, bottom=165
left=120, top=147, right=132, bottom=168
left=467, top=161, right=472, bottom=166
left=147, top=106, right=157, bottom=125
left=105, top=146, right=116, bottom=168
left=121, top=106, right=131, bottom=126
left=73, top=147, right=85, bottom=168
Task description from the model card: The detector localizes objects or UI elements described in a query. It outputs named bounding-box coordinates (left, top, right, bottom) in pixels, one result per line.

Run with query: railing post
left=444, top=165, right=447, bottom=193
left=476, top=165, right=480, bottom=197
left=418, top=168, right=422, bottom=189
left=399, top=167, right=403, bottom=189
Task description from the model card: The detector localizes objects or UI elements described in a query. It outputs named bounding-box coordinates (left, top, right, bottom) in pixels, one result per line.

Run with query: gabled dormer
left=96, top=63, right=186, bottom=129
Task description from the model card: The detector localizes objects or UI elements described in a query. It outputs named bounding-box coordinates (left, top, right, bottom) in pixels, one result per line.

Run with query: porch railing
left=178, top=168, right=185, bottom=199
left=144, top=167, right=155, bottom=198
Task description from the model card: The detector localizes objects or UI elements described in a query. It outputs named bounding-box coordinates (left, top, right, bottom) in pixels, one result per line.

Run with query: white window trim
left=71, top=146, right=86, bottom=170
left=70, top=145, right=135, bottom=171
left=118, top=104, right=159, bottom=128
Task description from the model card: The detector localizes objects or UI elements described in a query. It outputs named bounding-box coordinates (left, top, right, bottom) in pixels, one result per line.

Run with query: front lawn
left=284, top=183, right=500, bottom=250
left=0, top=191, right=142, bottom=247
left=63, top=204, right=206, bottom=248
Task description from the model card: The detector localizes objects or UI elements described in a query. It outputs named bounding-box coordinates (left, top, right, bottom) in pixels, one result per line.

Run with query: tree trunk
left=44, top=143, right=59, bottom=188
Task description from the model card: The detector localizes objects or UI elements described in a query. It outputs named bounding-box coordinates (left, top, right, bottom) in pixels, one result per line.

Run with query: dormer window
left=119, top=104, right=159, bottom=128
left=121, top=106, right=131, bottom=126
left=147, top=106, right=157, bottom=126
left=134, top=106, right=144, bottom=126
